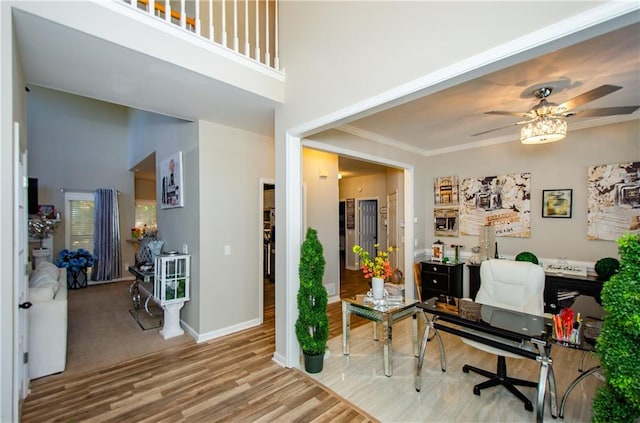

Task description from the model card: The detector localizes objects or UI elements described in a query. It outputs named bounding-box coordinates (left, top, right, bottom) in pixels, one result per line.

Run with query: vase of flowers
left=56, top=248, right=96, bottom=289
left=352, top=244, right=394, bottom=299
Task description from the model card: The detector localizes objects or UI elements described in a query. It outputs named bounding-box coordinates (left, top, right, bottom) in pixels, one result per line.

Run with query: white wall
left=276, top=1, right=601, bottom=131
left=26, top=86, right=136, bottom=272
left=198, top=120, right=274, bottom=335
left=274, top=2, right=635, bottom=367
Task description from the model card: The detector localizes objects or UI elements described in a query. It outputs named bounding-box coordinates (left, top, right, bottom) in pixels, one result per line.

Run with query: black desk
left=544, top=272, right=603, bottom=313
left=416, top=298, right=557, bottom=423
left=466, top=263, right=604, bottom=313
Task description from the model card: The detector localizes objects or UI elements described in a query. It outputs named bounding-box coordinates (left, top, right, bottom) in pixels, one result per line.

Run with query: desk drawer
left=420, top=261, right=463, bottom=298
left=423, top=262, right=452, bottom=275
left=423, top=272, right=450, bottom=295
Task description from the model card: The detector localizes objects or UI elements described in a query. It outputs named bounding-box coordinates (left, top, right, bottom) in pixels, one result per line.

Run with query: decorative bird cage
left=154, top=253, right=190, bottom=306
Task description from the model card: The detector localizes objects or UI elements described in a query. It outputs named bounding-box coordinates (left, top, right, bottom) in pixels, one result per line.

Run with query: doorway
left=261, top=181, right=275, bottom=325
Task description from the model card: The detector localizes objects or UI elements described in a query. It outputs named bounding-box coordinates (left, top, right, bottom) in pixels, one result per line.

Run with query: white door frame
left=14, top=122, right=29, bottom=414
left=258, top=178, right=275, bottom=325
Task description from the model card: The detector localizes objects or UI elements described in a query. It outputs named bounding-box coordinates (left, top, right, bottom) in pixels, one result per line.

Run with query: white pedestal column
left=159, top=302, right=185, bottom=339
left=32, top=248, right=51, bottom=268
left=40, top=237, right=54, bottom=262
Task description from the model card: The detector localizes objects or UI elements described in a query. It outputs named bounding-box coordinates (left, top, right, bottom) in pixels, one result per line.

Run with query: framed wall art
left=587, top=161, right=640, bottom=240
left=459, top=172, right=531, bottom=238
left=542, top=189, right=572, bottom=218
left=160, top=151, right=184, bottom=209
left=38, top=204, right=55, bottom=219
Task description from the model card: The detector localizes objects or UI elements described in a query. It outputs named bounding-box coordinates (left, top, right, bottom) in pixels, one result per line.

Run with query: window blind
left=69, top=199, right=94, bottom=252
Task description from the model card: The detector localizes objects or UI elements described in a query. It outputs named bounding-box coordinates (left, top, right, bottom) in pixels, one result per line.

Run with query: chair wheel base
left=463, top=365, right=470, bottom=373
left=473, top=386, right=480, bottom=396
left=524, top=402, right=533, bottom=412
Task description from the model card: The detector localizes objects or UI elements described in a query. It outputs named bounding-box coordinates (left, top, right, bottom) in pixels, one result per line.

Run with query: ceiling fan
left=472, top=84, right=640, bottom=144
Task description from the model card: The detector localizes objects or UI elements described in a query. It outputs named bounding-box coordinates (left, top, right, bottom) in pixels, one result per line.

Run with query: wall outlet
left=182, top=244, right=188, bottom=254
left=224, top=245, right=231, bottom=255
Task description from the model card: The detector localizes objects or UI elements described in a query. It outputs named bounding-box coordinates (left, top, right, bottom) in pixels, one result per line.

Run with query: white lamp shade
left=521, top=116, right=567, bottom=144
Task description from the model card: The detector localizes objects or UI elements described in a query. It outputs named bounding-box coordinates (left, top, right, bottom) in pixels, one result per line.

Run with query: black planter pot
left=67, top=267, right=88, bottom=289
left=303, top=351, right=324, bottom=373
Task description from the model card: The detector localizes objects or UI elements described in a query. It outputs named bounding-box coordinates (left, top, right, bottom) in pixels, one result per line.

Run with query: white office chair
left=461, top=259, right=545, bottom=412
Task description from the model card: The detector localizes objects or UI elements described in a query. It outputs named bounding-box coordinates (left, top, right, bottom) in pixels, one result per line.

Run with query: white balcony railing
left=120, top=0, right=280, bottom=71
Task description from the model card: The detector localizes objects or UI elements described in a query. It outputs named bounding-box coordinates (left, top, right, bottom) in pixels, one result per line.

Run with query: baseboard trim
left=87, top=275, right=135, bottom=286
left=272, top=351, right=288, bottom=368
left=192, top=318, right=262, bottom=343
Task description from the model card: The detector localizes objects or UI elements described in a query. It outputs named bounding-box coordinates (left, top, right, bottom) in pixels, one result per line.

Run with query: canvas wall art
left=160, top=151, right=184, bottom=209
left=459, top=172, right=531, bottom=237
left=434, top=175, right=460, bottom=237
left=434, top=175, right=459, bottom=206
left=587, top=161, right=640, bottom=240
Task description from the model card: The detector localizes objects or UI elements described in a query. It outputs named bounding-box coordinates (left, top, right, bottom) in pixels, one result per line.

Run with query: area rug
left=39, top=280, right=193, bottom=381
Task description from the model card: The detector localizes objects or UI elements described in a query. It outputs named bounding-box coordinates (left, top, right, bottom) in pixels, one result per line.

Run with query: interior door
left=358, top=199, right=378, bottom=259
left=14, top=122, right=30, bottom=408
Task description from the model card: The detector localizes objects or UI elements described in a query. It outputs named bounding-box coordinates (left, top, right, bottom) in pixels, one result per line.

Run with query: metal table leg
left=415, top=314, right=446, bottom=392
left=342, top=301, right=350, bottom=355
left=534, top=340, right=557, bottom=422
left=559, top=366, right=601, bottom=419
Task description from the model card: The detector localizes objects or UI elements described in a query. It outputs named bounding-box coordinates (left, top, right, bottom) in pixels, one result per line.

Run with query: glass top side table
left=342, top=294, right=418, bottom=377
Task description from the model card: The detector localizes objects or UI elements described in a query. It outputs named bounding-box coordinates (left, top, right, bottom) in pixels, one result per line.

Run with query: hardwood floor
left=21, top=258, right=376, bottom=422
left=21, top=261, right=601, bottom=422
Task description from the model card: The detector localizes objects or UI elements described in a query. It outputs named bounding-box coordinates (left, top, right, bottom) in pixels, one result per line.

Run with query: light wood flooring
left=21, top=262, right=602, bottom=422
left=21, top=260, right=374, bottom=422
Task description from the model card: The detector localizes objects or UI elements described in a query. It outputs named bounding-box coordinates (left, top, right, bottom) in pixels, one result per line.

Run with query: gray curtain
left=92, top=188, right=122, bottom=281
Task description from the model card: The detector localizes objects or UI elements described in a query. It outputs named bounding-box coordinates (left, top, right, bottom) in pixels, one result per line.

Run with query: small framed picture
left=431, top=242, right=446, bottom=262
left=38, top=204, right=55, bottom=219
left=542, top=189, right=572, bottom=218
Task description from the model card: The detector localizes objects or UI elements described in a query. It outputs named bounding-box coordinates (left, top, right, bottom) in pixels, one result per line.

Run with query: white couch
left=28, top=261, right=67, bottom=379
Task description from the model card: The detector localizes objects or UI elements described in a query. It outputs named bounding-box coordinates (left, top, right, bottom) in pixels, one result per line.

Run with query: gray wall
left=423, top=120, right=640, bottom=264
left=198, top=120, right=274, bottom=335
left=128, top=109, right=200, bottom=330
left=24, top=85, right=276, bottom=341
left=26, top=86, right=136, bottom=270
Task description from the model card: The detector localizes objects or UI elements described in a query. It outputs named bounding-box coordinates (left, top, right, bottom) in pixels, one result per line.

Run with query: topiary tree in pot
left=295, top=227, right=329, bottom=373
left=592, top=232, right=640, bottom=422
left=594, top=256, right=621, bottom=281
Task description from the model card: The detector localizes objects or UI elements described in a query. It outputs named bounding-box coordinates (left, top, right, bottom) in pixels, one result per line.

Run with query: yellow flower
left=352, top=244, right=394, bottom=279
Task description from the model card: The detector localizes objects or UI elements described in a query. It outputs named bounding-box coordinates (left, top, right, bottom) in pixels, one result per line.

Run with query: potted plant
left=515, top=251, right=539, bottom=265
left=55, top=248, right=96, bottom=289
left=592, top=233, right=640, bottom=422
left=594, top=256, right=620, bottom=281
left=352, top=243, right=394, bottom=299
left=295, top=228, right=329, bottom=373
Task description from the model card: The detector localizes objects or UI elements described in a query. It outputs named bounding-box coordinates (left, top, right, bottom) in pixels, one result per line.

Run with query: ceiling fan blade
left=565, top=106, right=640, bottom=117
left=471, top=120, right=530, bottom=137
left=556, top=85, right=622, bottom=112
left=485, top=111, right=529, bottom=117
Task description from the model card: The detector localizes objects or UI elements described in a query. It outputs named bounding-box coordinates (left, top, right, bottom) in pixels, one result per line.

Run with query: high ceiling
left=13, top=7, right=639, bottom=179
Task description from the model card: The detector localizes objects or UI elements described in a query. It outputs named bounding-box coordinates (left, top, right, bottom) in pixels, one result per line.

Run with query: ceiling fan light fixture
left=520, top=115, right=567, bottom=144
